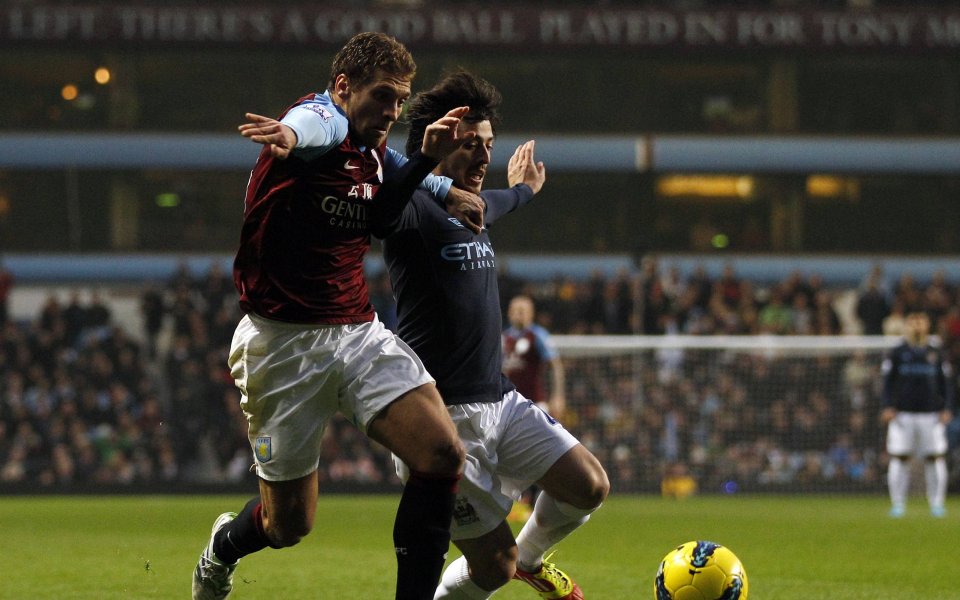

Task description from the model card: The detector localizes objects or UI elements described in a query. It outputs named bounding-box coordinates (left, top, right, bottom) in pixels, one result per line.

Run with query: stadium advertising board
left=2, top=4, right=960, bottom=52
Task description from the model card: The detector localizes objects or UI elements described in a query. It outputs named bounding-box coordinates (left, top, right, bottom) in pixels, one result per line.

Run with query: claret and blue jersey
left=233, top=91, right=450, bottom=325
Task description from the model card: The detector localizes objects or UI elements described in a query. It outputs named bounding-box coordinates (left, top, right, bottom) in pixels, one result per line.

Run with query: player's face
left=508, top=297, right=534, bottom=328
left=336, top=70, right=411, bottom=148
left=438, top=120, right=493, bottom=194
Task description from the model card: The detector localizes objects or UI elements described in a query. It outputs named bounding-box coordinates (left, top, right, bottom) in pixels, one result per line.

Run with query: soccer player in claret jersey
left=502, top=294, right=567, bottom=521
left=382, top=71, right=609, bottom=600
left=503, top=295, right=567, bottom=419
left=881, top=310, right=955, bottom=518
left=191, top=32, right=479, bottom=600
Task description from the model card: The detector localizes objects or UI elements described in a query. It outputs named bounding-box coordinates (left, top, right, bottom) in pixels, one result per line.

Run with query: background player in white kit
left=881, top=310, right=955, bottom=518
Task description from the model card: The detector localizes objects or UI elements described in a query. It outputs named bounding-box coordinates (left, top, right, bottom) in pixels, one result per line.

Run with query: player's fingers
left=244, top=113, right=273, bottom=123
left=445, top=106, right=470, bottom=118
left=464, top=213, right=483, bottom=234
left=522, top=140, right=534, bottom=159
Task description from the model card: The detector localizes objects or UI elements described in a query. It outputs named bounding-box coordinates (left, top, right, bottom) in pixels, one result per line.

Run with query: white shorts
left=229, top=313, right=434, bottom=481
left=395, top=389, right=579, bottom=540
left=886, top=411, right=948, bottom=457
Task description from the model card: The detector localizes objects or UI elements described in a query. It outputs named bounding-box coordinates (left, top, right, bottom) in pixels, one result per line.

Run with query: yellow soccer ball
left=654, top=540, right=748, bottom=600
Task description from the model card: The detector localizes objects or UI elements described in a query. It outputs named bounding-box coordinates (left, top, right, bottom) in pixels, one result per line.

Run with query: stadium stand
left=2, top=260, right=957, bottom=493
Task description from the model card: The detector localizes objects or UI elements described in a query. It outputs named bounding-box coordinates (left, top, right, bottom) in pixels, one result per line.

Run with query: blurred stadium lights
left=2, top=132, right=959, bottom=174
left=60, top=84, right=78, bottom=101
left=806, top=174, right=860, bottom=200
left=656, top=174, right=755, bottom=200
left=93, top=66, right=111, bottom=85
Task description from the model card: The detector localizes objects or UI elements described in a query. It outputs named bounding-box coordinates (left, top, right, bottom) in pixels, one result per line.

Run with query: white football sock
left=887, top=457, right=909, bottom=507
left=924, top=457, right=947, bottom=509
left=515, top=493, right=595, bottom=572
left=434, top=555, right=493, bottom=600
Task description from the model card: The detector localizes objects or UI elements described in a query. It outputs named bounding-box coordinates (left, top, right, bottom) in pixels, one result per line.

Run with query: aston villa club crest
left=255, top=435, right=272, bottom=462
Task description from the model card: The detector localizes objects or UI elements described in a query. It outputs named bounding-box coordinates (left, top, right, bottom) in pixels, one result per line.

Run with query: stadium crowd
left=1, top=259, right=958, bottom=493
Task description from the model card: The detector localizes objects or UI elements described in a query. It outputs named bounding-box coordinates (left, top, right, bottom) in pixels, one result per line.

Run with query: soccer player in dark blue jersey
left=382, top=71, right=609, bottom=600
left=881, top=310, right=955, bottom=518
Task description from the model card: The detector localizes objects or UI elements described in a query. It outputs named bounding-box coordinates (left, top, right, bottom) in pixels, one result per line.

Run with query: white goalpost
left=552, top=335, right=901, bottom=494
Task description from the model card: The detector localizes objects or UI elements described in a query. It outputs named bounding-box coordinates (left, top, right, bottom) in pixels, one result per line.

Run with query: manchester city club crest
left=453, top=496, right=480, bottom=526
left=255, top=435, right=272, bottom=462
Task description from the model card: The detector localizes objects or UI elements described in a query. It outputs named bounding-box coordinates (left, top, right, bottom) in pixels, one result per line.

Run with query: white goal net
left=553, top=335, right=902, bottom=494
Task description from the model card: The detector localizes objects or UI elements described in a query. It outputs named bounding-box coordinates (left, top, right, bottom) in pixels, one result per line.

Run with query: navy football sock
left=212, top=496, right=271, bottom=565
left=393, top=471, right=460, bottom=600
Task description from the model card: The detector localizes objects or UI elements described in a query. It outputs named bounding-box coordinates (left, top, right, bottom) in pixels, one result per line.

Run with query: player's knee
left=264, top=516, right=313, bottom=548
left=470, top=550, right=518, bottom=591
left=573, top=464, right=610, bottom=510
left=412, top=437, right=465, bottom=477
left=268, top=525, right=310, bottom=549
left=436, top=438, right=467, bottom=476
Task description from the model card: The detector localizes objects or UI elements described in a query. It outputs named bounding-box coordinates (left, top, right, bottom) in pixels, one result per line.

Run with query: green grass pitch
left=2, top=493, right=957, bottom=599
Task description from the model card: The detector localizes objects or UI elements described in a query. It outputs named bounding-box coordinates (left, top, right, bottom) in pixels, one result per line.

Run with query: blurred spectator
left=883, top=299, right=907, bottom=337
left=661, top=461, right=698, bottom=499
left=140, top=284, right=165, bottom=360
left=0, top=260, right=12, bottom=326
left=758, top=285, right=793, bottom=334
left=857, top=276, right=890, bottom=334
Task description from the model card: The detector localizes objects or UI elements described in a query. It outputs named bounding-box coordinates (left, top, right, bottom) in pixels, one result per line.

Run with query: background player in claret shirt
left=502, top=294, right=567, bottom=521
left=502, top=295, right=567, bottom=419
left=191, top=33, right=473, bottom=600
left=881, top=310, right=955, bottom=518
left=381, top=70, right=609, bottom=600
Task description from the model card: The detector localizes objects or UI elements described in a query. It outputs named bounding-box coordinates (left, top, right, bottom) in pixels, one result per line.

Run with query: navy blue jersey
left=881, top=342, right=955, bottom=413
left=381, top=184, right=533, bottom=405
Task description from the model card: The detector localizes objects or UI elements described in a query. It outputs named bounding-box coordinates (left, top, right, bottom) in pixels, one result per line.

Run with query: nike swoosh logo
left=344, top=161, right=359, bottom=170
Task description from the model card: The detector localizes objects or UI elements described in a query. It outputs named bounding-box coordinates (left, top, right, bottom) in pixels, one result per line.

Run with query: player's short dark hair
left=405, top=70, right=502, bottom=157
left=328, top=32, right=416, bottom=90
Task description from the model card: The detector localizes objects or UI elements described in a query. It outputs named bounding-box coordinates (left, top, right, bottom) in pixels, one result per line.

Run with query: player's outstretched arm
left=507, top=140, right=546, bottom=193
left=238, top=113, right=297, bottom=159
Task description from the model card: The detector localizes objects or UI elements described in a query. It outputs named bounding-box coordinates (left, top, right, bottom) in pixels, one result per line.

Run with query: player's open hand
left=238, top=113, right=297, bottom=159
left=445, top=186, right=485, bottom=234
left=507, top=140, right=546, bottom=194
left=421, top=106, right=476, bottom=160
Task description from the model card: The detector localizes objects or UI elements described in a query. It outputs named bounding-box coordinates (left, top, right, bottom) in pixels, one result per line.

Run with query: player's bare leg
left=192, top=473, right=316, bottom=600
left=368, top=383, right=466, bottom=600
left=257, top=472, right=319, bottom=546
left=513, top=445, right=608, bottom=599
left=435, top=522, right=518, bottom=599
left=518, top=444, right=608, bottom=568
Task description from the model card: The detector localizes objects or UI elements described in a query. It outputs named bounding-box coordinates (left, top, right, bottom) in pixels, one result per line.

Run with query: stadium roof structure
left=2, top=133, right=960, bottom=174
